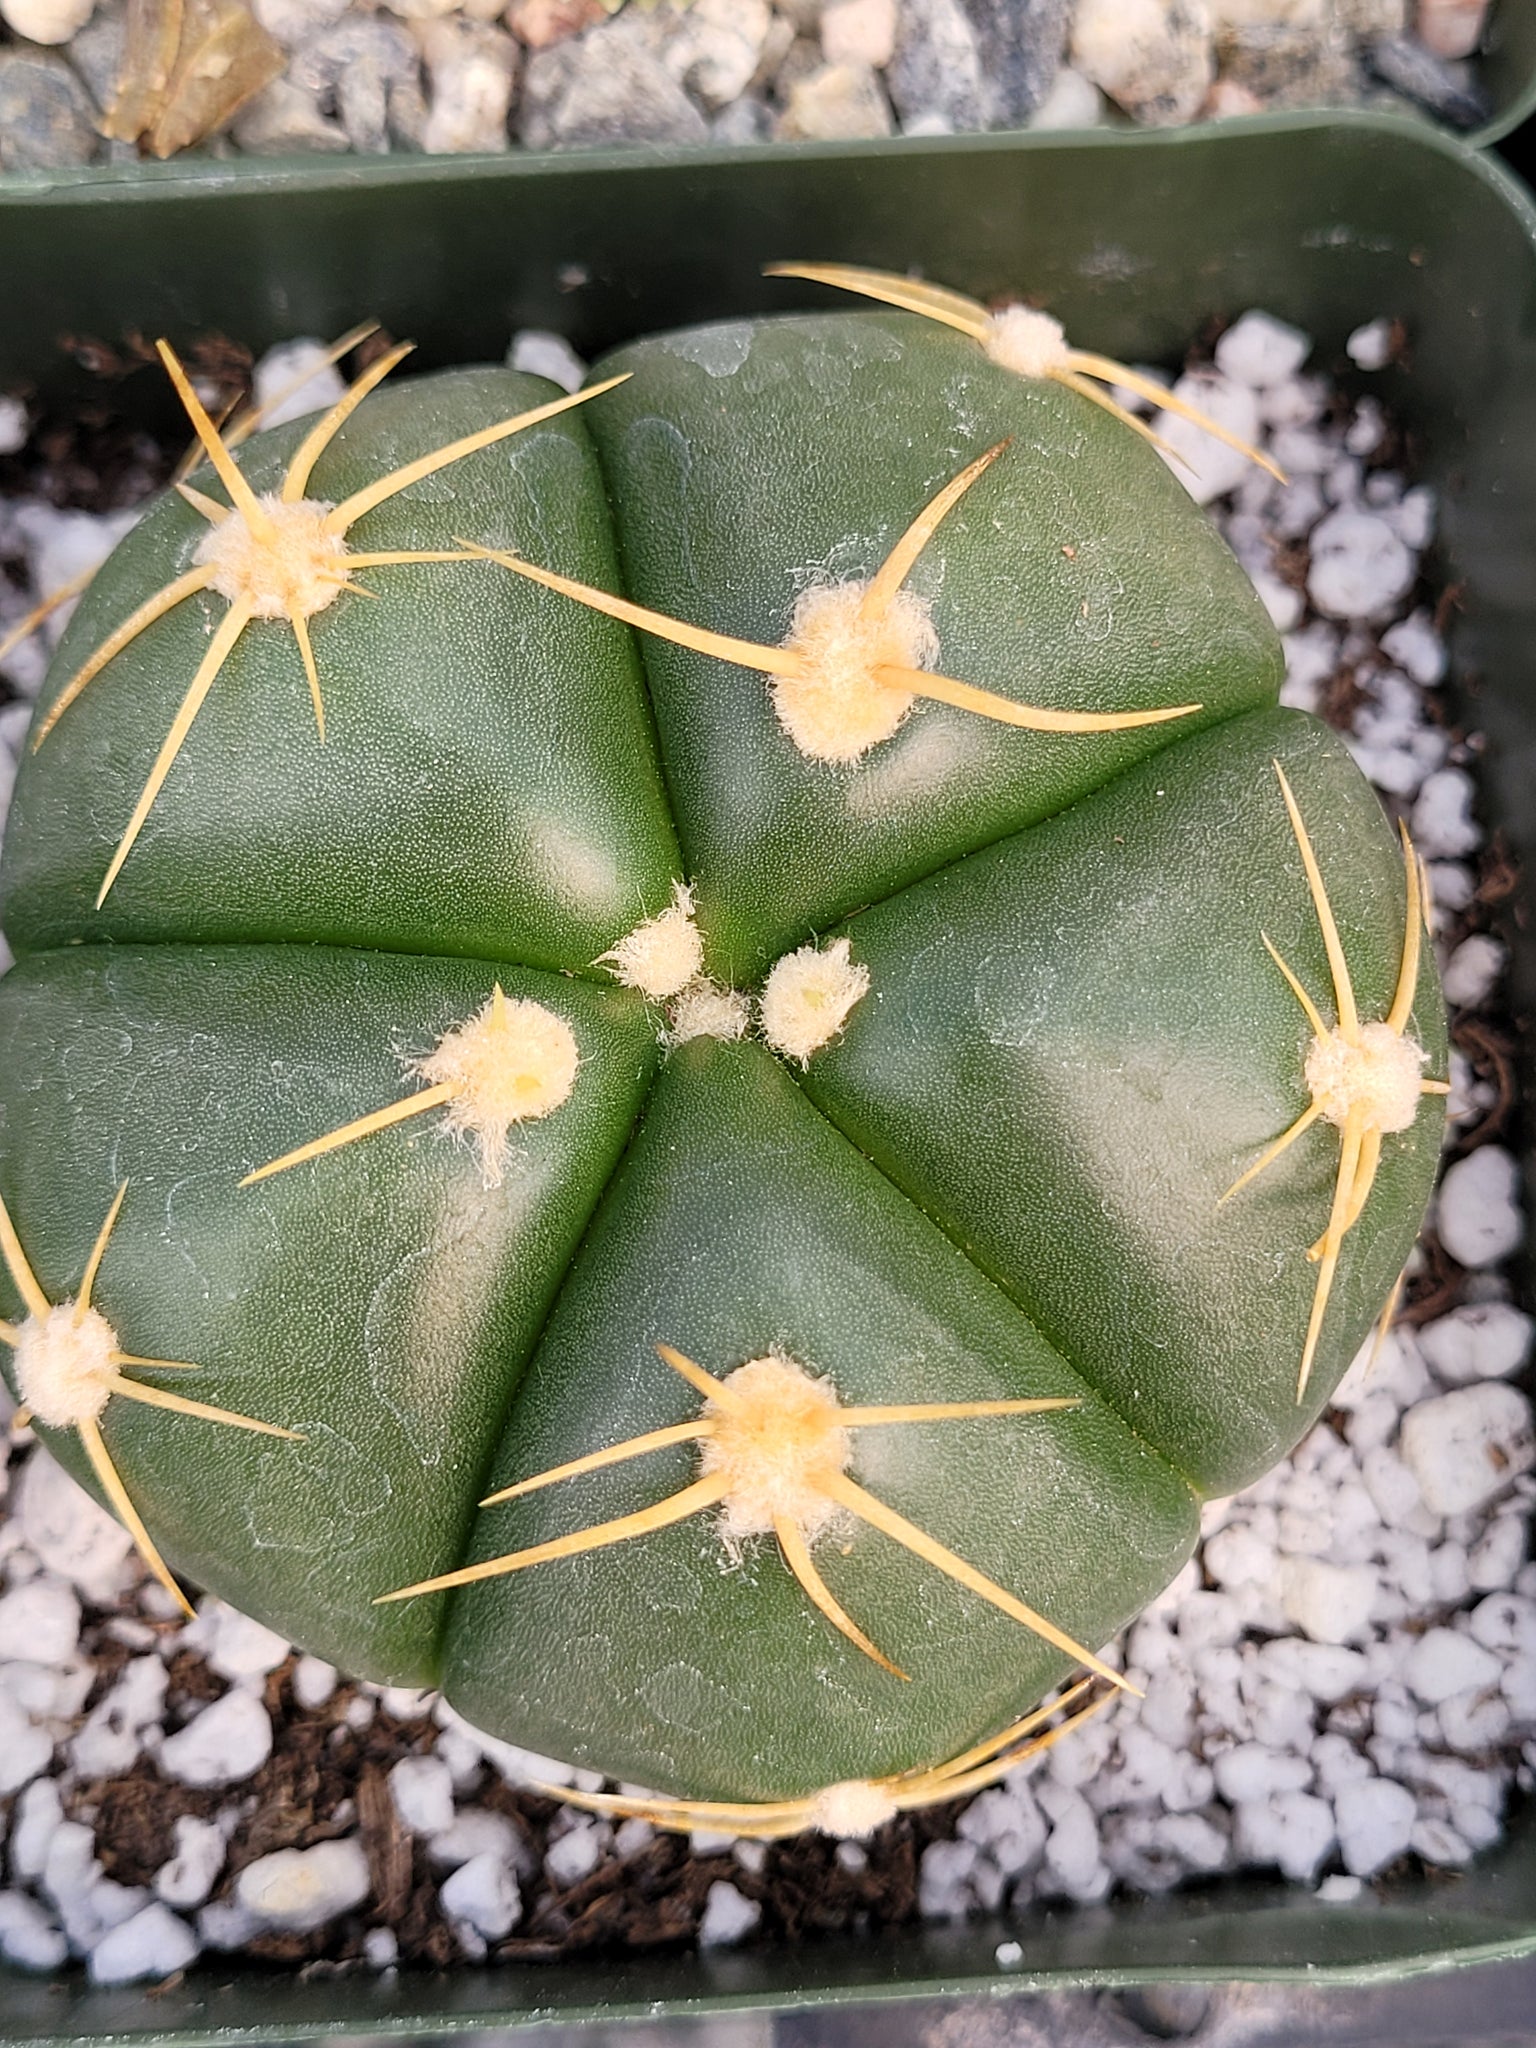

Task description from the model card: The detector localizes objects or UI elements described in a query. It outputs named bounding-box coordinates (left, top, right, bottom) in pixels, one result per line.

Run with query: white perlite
left=1436, top=1147, right=1525, bottom=1268
left=158, top=1689, right=274, bottom=1787
left=235, top=1842, right=371, bottom=1931
left=88, top=1901, right=200, bottom=1986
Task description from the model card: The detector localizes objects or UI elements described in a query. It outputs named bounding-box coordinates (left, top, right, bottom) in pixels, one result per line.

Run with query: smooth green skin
left=804, top=707, right=1449, bottom=1501
left=444, top=1038, right=1197, bottom=1799
left=0, top=317, right=1445, bottom=1800
left=0, top=945, right=657, bottom=1682
left=0, top=368, right=681, bottom=969
left=587, top=313, right=1284, bottom=981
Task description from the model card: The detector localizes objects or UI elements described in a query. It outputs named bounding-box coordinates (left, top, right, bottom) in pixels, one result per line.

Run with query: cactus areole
left=0, top=275, right=1447, bottom=1834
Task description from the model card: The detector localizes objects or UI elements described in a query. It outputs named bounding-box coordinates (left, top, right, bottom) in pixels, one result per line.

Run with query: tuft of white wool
left=773, top=580, right=938, bottom=764
left=760, top=938, right=870, bottom=1065
left=666, top=979, right=750, bottom=1046
left=810, top=1779, right=900, bottom=1838
left=983, top=306, right=1071, bottom=380
left=1304, top=1023, right=1425, bottom=1133
left=698, top=1354, right=852, bottom=1545
left=14, top=1303, right=120, bottom=1429
left=193, top=497, right=350, bottom=621
left=597, top=882, right=703, bottom=1000
left=411, top=990, right=578, bottom=1187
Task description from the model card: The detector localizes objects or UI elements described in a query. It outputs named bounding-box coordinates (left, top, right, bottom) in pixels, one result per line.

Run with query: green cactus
left=0, top=272, right=1447, bottom=1833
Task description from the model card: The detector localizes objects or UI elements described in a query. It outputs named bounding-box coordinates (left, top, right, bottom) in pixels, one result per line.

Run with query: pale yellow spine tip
left=760, top=938, right=870, bottom=1065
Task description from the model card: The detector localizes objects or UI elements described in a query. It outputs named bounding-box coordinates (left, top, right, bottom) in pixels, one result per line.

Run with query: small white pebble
left=1470, top=1517, right=1527, bottom=1592
left=1335, top=1777, right=1415, bottom=1876
left=205, top=1604, right=290, bottom=1684
left=196, top=1900, right=261, bottom=1952
left=10, top=1777, right=62, bottom=1882
left=153, top=1816, right=227, bottom=1910
left=159, top=1689, right=273, bottom=1788
left=1317, top=1873, right=1364, bottom=1902
left=1212, top=1743, right=1311, bottom=1804
left=440, top=1852, right=521, bottom=1940
left=995, top=1938, right=1025, bottom=1966
left=697, top=1879, right=761, bottom=1948
left=1402, top=1384, right=1535, bottom=1516
left=1280, top=1557, right=1378, bottom=1646
left=1438, top=1683, right=1511, bottom=1753
left=1427, top=863, right=1475, bottom=917
left=507, top=329, right=587, bottom=395
left=1214, top=310, right=1311, bottom=390
left=1442, top=934, right=1506, bottom=1008
left=15, top=1449, right=134, bottom=1602
left=235, top=1840, right=370, bottom=1931
left=0, top=1890, right=68, bottom=1972
left=389, top=1754, right=455, bottom=1836
left=1401, top=1627, right=1503, bottom=1705
left=1436, top=1149, right=1524, bottom=1270
left=0, top=1692, right=55, bottom=1796
left=1248, top=567, right=1303, bottom=634
left=250, top=339, right=346, bottom=431
left=1419, top=1304, right=1533, bottom=1385
left=429, top=1807, right=521, bottom=1871
left=88, top=1901, right=198, bottom=1986
left=364, top=1926, right=399, bottom=1968
left=1307, top=508, right=1415, bottom=621
left=614, top=1817, right=655, bottom=1860
left=544, top=1821, right=605, bottom=1890
left=1382, top=609, right=1448, bottom=686
left=734, top=1839, right=768, bottom=1874
left=292, top=1655, right=338, bottom=1709
left=1346, top=318, right=1395, bottom=371
left=0, top=394, right=28, bottom=455
left=1392, top=485, right=1436, bottom=551
left=1233, top=1791, right=1335, bottom=1883
left=1154, top=371, right=1262, bottom=504
left=1345, top=397, right=1387, bottom=457
left=1413, top=768, right=1482, bottom=859
left=1411, top=1817, right=1474, bottom=1865
left=0, top=1579, right=80, bottom=1668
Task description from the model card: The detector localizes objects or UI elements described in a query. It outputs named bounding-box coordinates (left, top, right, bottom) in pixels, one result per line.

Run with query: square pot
left=1, top=106, right=1534, bottom=2042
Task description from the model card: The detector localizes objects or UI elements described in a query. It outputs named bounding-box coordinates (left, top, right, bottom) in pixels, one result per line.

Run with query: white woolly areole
left=411, top=992, right=579, bottom=1187
left=699, top=1355, right=852, bottom=1545
left=773, top=579, right=939, bottom=764
left=983, top=306, right=1071, bottom=381
left=808, top=1779, right=900, bottom=1839
left=14, top=1302, right=120, bottom=1428
left=760, top=938, right=870, bottom=1065
left=666, top=979, right=750, bottom=1045
left=193, top=495, right=351, bottom=620
left=598, top=883, right=703, bottom=1000
left=1304, top=1021, right=1426, bottom=1133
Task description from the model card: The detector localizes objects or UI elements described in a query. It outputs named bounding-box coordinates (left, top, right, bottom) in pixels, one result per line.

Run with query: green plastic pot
left=0, top=107, right=1533, bottom=2041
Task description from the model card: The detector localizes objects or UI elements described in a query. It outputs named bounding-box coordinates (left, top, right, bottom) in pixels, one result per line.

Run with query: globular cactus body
left=0, top=290, right=1445, bottom=1817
